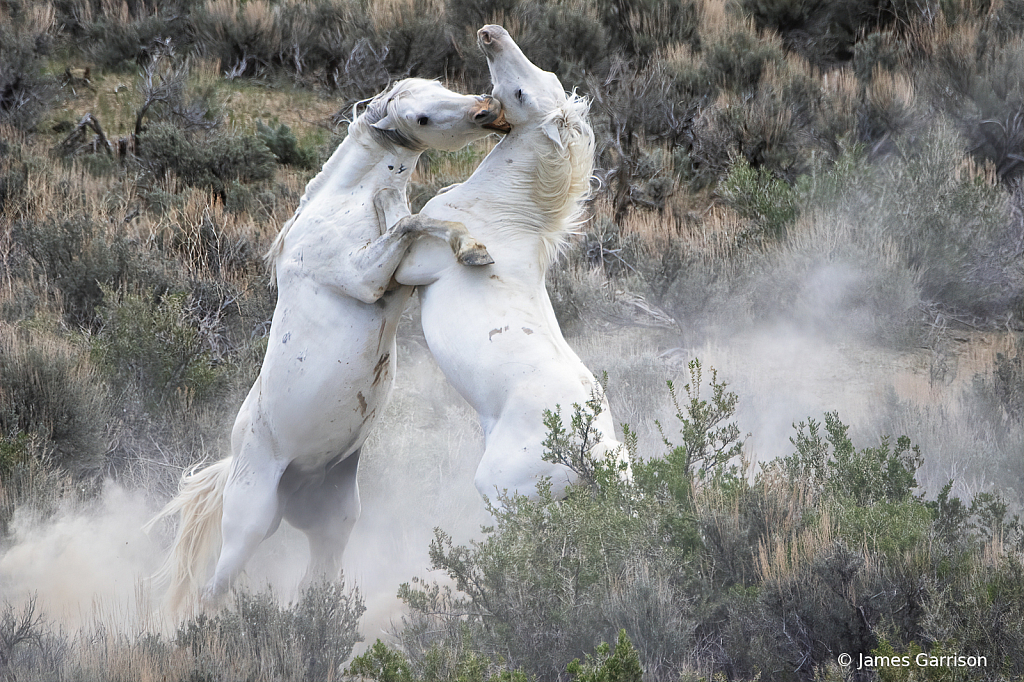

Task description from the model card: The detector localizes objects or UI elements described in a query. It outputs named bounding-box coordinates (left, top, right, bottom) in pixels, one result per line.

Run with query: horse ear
left=372, top=113, right=400, bottom=131
left=541, top=121, right=565, bottom=152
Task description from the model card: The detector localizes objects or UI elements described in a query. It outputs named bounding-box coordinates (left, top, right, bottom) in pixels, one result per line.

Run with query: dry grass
left=367, top=0, right=446, bottom=32
left=55, top=62, right=339, bottom=142
left=867, top=67, right=916, bottom=115
left=756, top=508, right=835, bottom=584
left=696, top=0, right=733, bottom=41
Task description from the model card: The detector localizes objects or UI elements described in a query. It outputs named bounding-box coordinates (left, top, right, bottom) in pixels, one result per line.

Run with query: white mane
left=533, top=91, right=595, bottom=266
left=486, top=91, right=595, bottom=268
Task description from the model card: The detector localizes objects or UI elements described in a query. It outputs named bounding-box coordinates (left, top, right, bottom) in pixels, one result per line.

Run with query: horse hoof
left=458, top=246, right=494, bottom=266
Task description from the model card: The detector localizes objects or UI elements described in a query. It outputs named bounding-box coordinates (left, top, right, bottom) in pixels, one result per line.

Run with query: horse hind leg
left=203, top=449, right=287, bottom=604
left=283, top=450, right=361, bottom=588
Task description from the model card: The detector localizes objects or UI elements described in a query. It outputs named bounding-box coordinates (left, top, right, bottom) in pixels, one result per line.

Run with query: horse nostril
left=478, top=29, right=492, bottom=44
left=474, top=109, right=493, bottom=122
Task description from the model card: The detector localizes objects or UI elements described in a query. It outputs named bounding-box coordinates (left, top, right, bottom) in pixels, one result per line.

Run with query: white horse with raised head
left=377, top=26, right=630, bottom=500
left=147, top=78, right=508, bottom=609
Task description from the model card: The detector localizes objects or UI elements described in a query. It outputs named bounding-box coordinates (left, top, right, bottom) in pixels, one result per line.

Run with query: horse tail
left=145, top=458, right=233, bottom=611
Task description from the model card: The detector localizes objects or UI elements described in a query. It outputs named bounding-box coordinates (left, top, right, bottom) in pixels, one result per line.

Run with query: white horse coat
left=381, top=26, right=630, bottom=500
left=148, top=79, right=506, bottom=609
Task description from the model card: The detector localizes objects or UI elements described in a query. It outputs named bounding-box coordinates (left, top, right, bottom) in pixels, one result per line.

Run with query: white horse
left=147, top=78, right=508, bottom=609
left=377, top=26, right=630, bottom=500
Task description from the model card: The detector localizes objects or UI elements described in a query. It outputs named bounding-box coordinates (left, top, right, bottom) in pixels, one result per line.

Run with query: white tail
left=145, top=458, right=232, bottom=611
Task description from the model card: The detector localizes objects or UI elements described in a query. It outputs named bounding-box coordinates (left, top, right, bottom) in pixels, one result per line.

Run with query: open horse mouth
left=483, top=109, right=511, bottom=133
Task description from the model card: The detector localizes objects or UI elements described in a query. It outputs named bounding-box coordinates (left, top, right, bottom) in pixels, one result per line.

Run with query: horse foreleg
left=203, top=447, right=287, bottom=604
left=374, top=188, right=493, bottom=266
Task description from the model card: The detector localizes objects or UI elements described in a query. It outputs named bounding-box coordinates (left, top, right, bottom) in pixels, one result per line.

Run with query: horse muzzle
left=473, top=96, right=511, bottom=133
left=477, top=25, right=510, bottom=53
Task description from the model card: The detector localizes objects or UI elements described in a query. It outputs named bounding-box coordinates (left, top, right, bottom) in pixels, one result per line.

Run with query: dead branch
left=58, top=112, right=113, bottom=156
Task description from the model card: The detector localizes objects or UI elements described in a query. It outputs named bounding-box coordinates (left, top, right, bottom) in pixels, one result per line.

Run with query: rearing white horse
left=147, top=78, right=507, bottom=609
left=378, top=26, right=630, bottom=500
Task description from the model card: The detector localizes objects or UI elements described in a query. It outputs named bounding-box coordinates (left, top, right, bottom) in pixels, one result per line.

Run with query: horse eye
left=515, top=89, right=523, bottom=102
left=417, top=116, right=430, bottom=126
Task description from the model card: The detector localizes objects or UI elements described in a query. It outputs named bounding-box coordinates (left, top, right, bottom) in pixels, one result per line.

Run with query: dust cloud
left=0, top=481, right=164, bottom=630
left=0, top=254, right=1018, bottom=654
left=581, top=248, right=1022, bottom=505
left=0, top=334, right=489, bottom=649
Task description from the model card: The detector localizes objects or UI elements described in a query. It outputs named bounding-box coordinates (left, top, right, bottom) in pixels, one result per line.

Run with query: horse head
left=477, top=25, right=595, bottom=243
left=362, top=78, right=505, bottom=152
left=477, top=25, right=592, bottom=157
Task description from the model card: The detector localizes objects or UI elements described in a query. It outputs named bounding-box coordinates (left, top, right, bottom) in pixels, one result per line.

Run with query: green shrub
left=443, top=0, right=520, bottom=32
left=345, top=639, right=416, bottom=682
left=757, top=540, right=878, bottom=678
left=256, top=119, right=317, bottom=169
left=873, top=551, right=1024, bottom=681
left=590, top=0, right=699, bottom=62
left=853, top=31, right=907, bottom=81
left=194, top=0, right=387, bottom=94
left=11, top=215, right=152, bottom=328
left=137, top=122, right=276, bottom=196
left=176, top=580, right=365, bottom=682
left=567, top=631, right=643, bottom=682
left=399, top=363, right=747, bottom=680
left=737, top=0, right=889, bottom=69
left=875, top=126, right=1015, bottom=317
left=206, top=129, right=277, bottom=184
left=988, top=0, right=1024, bottom=41
left=937, top=38, right=1022, bottom=181
left=377, top=2, right=463, bottom=83
left=0, top=13, right=55, bottom=131
left=702, top=28, right=786, bottom=95
left=993, top=334, right=1024, bottom=419
left=391, top=356, right=1024, bottom=681
left=719, top=157, right=798, bottom=240
left=857, top=67, right=920, bottom=150
left=683, top=54, right=829, bottom=195
left=92, top=289, right=230, bottom=408
left=0, top=139, right=29, bottom=214
left=591, top=60, right=692, bottom=217
left=788, top=127, right=1018, bottom=323
left=85, top=13, right=195, bottom=70
left=784, top=412, right=921, bottom=506
left=344, top=637, right=533, bottom=682
left=0, top=327, right=108, bottom=479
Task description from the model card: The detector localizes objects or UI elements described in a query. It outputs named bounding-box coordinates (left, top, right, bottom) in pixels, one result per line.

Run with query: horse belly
left=247, top=295, right=401, bottom=470
left=421, top=284, right=569, bottom=421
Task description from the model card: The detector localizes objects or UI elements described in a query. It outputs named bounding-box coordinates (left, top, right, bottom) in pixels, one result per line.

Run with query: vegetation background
left=0, top=0, right=1021, bottom=679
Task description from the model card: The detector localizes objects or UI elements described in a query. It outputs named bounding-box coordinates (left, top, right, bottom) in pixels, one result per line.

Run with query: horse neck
left=264, top=120, right=422, bottom=273
left=462, top=129, right=583, bottom=264
left=304, top=122, right=419, bottom=202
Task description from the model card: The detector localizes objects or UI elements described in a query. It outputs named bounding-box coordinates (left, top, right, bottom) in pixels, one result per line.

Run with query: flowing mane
left=480, top=91, right=594, bottom=269
left=532, top=91, right=595, bottom=266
